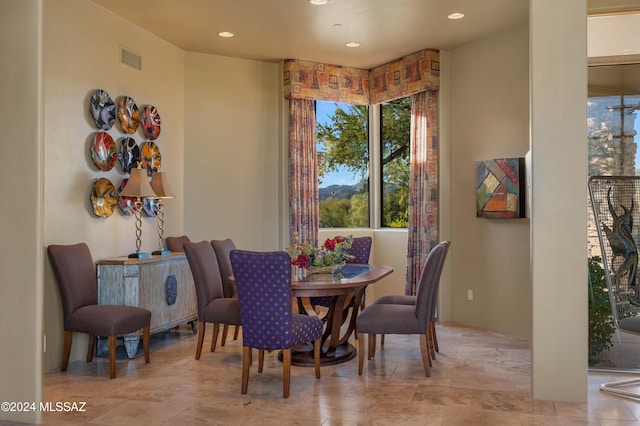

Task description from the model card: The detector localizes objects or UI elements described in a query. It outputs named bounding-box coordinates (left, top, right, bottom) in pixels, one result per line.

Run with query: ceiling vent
left=120, top=47, right=142, bottom=71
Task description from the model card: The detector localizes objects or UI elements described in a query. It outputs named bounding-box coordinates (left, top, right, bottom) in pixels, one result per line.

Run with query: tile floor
left=9, top=322, right=640, bottom=425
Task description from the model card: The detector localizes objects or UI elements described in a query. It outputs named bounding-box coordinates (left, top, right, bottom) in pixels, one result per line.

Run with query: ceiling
left=91, top=0, right=640, bottom=88
left=92, top=0, right=531, bottom=69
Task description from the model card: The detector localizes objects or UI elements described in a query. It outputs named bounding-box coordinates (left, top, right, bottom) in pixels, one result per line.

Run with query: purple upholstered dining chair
left=356, top=240, right=449, bottom=377
left=311, top=236, right=373, bottom=309
left=211, top=238, right=240, bottom=345
left=373, top=241, right=450, bottom=356
left=346, top=236, right=372, bottom=264
left=47, top=243, right=151, bottom=379
left=183, top=241, right=242, bottom=360
left=230, top=250, right=323, bottom=398
left=165, top=235, right=191, bottom=252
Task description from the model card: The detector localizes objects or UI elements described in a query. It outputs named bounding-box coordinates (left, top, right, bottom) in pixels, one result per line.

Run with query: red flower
left=323, top=238, right=336, bottom=251
left=335, top=236, right=345, bottom=243
left=292, top=253, right=310, bottom=268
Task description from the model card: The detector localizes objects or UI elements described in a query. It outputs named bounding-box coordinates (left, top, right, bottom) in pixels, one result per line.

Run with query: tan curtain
left=288, top=98, right=319, bottom=247
left=405, top=91, right=439, bottom=295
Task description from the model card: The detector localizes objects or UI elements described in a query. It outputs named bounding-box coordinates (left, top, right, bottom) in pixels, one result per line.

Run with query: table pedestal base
left=279, top=342, right=357, bottom=367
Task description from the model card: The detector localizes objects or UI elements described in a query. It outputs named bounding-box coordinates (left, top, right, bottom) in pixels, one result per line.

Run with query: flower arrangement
left=287, top=235, right=354, bottom=269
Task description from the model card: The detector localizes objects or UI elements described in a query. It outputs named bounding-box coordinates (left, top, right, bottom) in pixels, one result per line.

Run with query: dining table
left=286, top=263, right=394, bottom=367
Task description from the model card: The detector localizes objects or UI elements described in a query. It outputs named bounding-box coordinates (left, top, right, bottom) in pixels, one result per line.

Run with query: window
left=316, top=97, right=411, bottom=228
left=380, top=97, right=411, bottom=227
left=316, top=101, right=369, bottom=228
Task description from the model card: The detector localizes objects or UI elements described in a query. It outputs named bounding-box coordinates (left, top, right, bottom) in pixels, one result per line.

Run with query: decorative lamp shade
left=150, top=171, right=175, bottom=199
left=120, top=166, right=156, bottom=198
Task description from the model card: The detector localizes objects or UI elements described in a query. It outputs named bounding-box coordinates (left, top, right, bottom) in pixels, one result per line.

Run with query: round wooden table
left=286, top=264, right=394, bottom=366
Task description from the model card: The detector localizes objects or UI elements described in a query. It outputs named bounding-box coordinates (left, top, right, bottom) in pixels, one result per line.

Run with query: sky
left=316, top=101, right=361, bottom=188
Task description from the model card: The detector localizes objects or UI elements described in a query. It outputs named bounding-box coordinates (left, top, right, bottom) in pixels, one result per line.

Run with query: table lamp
left=150, top=170, right=175, bottom=255
left=120, top=163, right=157, bottom=258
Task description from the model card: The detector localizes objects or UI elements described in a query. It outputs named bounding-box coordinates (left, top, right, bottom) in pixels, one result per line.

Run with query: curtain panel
left=288, top=98, right=319, bottom=247
left=285, top=50, right=440, bottom=292
left=405, top=91, right=439, bottom=295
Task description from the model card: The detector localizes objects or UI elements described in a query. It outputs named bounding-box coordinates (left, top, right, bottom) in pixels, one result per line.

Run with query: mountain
left=318, top=184, right=357, bottom=200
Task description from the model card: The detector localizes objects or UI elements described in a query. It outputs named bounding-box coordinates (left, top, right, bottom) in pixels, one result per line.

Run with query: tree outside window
left=316, top=97, right=410, bottom=228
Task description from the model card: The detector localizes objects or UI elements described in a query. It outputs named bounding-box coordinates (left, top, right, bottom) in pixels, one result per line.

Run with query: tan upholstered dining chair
left=47, top=243, right=151, bottom=379
left=356, top=241, right=449, bottom=377
left=183, top=241, right=242, bottom=359
left=211, top=238, right=240, bottom=345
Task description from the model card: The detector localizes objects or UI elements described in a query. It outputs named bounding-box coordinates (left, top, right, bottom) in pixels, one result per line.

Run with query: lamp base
left=152, top=249, right=171, bottom=256
left=128, top=252, right=151, bottom=259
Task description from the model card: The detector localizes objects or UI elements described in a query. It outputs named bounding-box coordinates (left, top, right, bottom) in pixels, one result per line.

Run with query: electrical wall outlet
left=467, top=289, right=473, bottom=301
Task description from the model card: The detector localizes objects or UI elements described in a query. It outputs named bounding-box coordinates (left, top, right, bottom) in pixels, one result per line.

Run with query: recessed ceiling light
left=309, top=0, right=329, bottom=5
left=345, top=42, right=360, bottom=48
left=218, top=31, right=234, bottom=38
left=448, top=12, right=465, bottom=20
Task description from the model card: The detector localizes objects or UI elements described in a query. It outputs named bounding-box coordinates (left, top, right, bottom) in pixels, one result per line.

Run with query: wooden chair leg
left=428, top=324, right=436, bottom=360
left=357, top=332, right=365, bottom=375
left=221, top=324, right=229, bottom=346
left=210, top=323, right=220, bottom=352
left=61, top=331, right=72, bottom=371
left=419, top=334, right=431, bottom=377
left=371, top=334, right=377, bottom=358
left=142, top=325, right=150, bottom=364
left=367, top=333, right=374, bottom=360
left=313, top=337, right=321, bottom=379
left=233, top=325, right=240, bottom=340
left=381, top=334, right=385, bottom=348
left=86, top=334, right=95, bottom=362
left=258, top=349, right=265, bottom=373
left=431, top=322, right=439, bottom=352
left=282, top=348, right=291, bottom=398
left=195, top=321, right=206, bottom=360
left=241, top=346, right=251, bottom=394
left=108, top=335, right=117, bottom=379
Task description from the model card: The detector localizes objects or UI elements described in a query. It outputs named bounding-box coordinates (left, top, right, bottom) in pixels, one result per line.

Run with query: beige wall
left=530, top=0, right=588, bottom=402
left=0, top=2, right=596, bottom=421
left=449, top=24, right=532, bottom=338
left=42, top=0, right=185, bottom=371
left=0, top=1, right=44, bottom=423
left=183, top=53, right=280, bottom=250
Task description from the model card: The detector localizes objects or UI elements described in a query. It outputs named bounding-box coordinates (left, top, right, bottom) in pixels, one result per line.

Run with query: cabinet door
left=139, top=259, right=197, bottom=332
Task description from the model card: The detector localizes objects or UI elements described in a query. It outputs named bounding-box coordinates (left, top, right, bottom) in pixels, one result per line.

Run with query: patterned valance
left=283, top=60, right=370, bottom=105
left=283, top=48, right=439, bottom=105
left=369, top=49, right=440, bottom=105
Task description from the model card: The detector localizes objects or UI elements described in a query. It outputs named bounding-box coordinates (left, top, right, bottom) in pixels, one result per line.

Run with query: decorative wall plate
left=117, top=178, right=138, bottom=216
left=89, top=89, right=115, bottom=130
left=90, top=178, right=117, bottom=218
left=118, top=137, right=141, bottom=173
left=142, top=197, right=159, bottom=217
left=140, top=141, right=162, bottom=176
left=117, top=96, right=140, bottom=134
left=141, top=105, right=161, bottom=140
left=90, top=132, right=117, bottom=171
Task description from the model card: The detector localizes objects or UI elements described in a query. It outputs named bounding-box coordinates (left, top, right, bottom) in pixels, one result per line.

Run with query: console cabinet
left=96, top=253, right=197, bottom=358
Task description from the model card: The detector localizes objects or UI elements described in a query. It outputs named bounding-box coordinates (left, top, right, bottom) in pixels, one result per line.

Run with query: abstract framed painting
left=476, top=158, right=525, bottom=219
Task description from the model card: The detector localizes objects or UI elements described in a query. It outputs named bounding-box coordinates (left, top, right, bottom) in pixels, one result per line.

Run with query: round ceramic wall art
left=140, top=141, right=161, bottom=177
left=117, top=178, right=138, bottom=216
left=90, top=178, right=117, bottom=218
left=118, top=137, right=141, bottom=173
left=142, top=197, right=159, bottom=217
left=141, top=105, right=161, bottom=140
left=90, top=132, right=117, bottom=171
left=117, top=96, right=140, bottom=134
left=89, top=89, right=115, bottom=130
